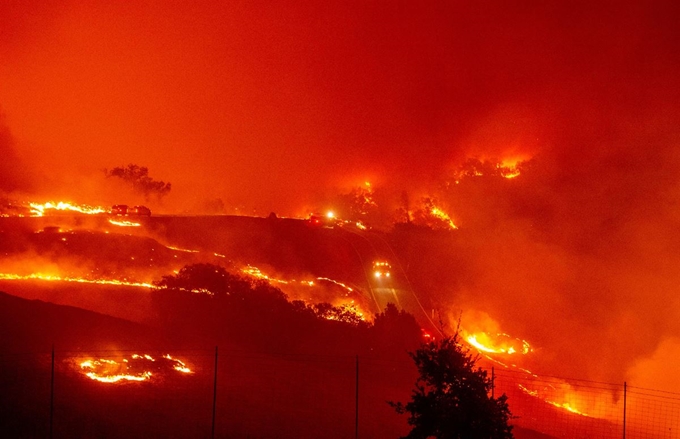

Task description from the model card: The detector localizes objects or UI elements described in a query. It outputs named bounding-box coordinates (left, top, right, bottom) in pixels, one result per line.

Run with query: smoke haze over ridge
left=1, top=0, right=680, bottom=387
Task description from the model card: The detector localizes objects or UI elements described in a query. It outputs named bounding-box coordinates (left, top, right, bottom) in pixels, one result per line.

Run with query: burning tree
left=105, top=164, right=171, bottom=200
left=391, top=332, right=514, bottom=439
left=408, top=197, right=458, bottom=230
left=336, top=182, right=378, bottom=222
left=307, top=302, right=366, bottom=326
left=454, top=157, right=528, bottom=180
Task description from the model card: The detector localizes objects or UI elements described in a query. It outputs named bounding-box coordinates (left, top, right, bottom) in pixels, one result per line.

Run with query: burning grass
left=78, top=353, right=192, bottom=384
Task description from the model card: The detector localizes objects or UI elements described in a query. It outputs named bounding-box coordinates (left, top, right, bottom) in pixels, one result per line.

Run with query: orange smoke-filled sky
left=1, top=0, right=677, bottom=212
left=2, top=0, right=680, bottom=386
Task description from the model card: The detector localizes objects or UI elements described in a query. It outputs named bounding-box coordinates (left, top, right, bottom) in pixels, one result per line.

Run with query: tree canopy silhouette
left=155, top=263, right=252, bottom=296
left=155, top=263, right=368, bottom=325
left=391, top=332, right=514, bottom=439
left=105, top=164, right=171, bottom=199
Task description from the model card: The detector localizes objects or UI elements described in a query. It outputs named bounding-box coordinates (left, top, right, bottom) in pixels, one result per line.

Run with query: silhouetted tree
left=152, top=263, right=373, bottom=353
left=372, top=303, right=423, bottom=353
left=105, top=164, right=171, bottom=200
left=395, top=191, right=412, bottom=224
left=391, top=332, right=514, bottom=439
left=155, top=263, right=251, bottom=296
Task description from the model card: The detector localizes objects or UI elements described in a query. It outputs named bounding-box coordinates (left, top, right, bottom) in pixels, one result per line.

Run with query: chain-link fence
left=2, top=348, right=680, bottom=438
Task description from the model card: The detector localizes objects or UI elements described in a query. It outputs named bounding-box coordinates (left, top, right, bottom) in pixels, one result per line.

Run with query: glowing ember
left=79, top=353, right=192, bottom=383
left=108, top=218, right=141, bottom=227
left=29, top=201, right=108, bottom=217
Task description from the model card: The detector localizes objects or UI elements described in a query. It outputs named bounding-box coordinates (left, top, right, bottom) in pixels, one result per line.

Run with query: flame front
left=0, top=265, right=368, bottom=319
left=29, top=201, right=108, bottom=217
left=466, top=332, right=532, bottom=355
left=79, top=353, right=192, bottom=383
left=241, top=265, right=366, bottom=322
left=80, top=358, right=152, bottom=383
left=429, top=206, right=458, bottom=230
left=0, top=272, right=155, bottom=289
left=108, top=219, right=141, bottom=227
left=452, top=157, right=529, bottom=183
left=519, top=384, right=590, bottom=417
left=498, top=159, right=523, bottom=179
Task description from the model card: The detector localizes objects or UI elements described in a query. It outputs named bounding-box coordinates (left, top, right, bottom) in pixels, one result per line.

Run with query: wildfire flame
left=466, top=332, right=532, bottom=355
left=81, top=358, right=152, bottom=383
left=241, top=266, right=357, bottom=295
left=108, top=219, right=141, bottom=227
left=166, top=245, right=200, bottom=253
left=430, top=207, right=458, bottom=230
left=0, top=263, right=367, bottom=314
left=315, top=277, right=354, bottom=293
left=518, top=384, right=589, bottom=417
left=501, top=169, right=521, bottom=179
left=458, top=311, right=593, bottom=419
left=29, top=201, right=108, bottom=217
left=452, top=157, right=529, bottom=183
left=0, top=273, right=156, bottom=288
left=79, top=353, right=192, bottom=383
left=241, top=265, right=366, bottom=322
left=498, top=160, right=522, bottom=179
left=163, top=354, right=192, bottom=373
left=242, top=265, right=290, bottom=284
left=0, top=272, right=217, bottom=296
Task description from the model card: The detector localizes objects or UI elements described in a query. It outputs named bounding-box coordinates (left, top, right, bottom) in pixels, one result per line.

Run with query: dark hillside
left=0, top=291, right=166, bottom=352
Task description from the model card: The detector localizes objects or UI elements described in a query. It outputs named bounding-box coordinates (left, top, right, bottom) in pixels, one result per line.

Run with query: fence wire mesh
left=2, top=349, right=680, bottom=438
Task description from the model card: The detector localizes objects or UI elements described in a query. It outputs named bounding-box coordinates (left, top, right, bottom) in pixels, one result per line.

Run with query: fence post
left=623, top=381, right=627, bottom=439
left=50, top=345, right=55, bottom=439
left=355, top=355, right=359, bottom=439
left=212, top=346, right=218, bottom=439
